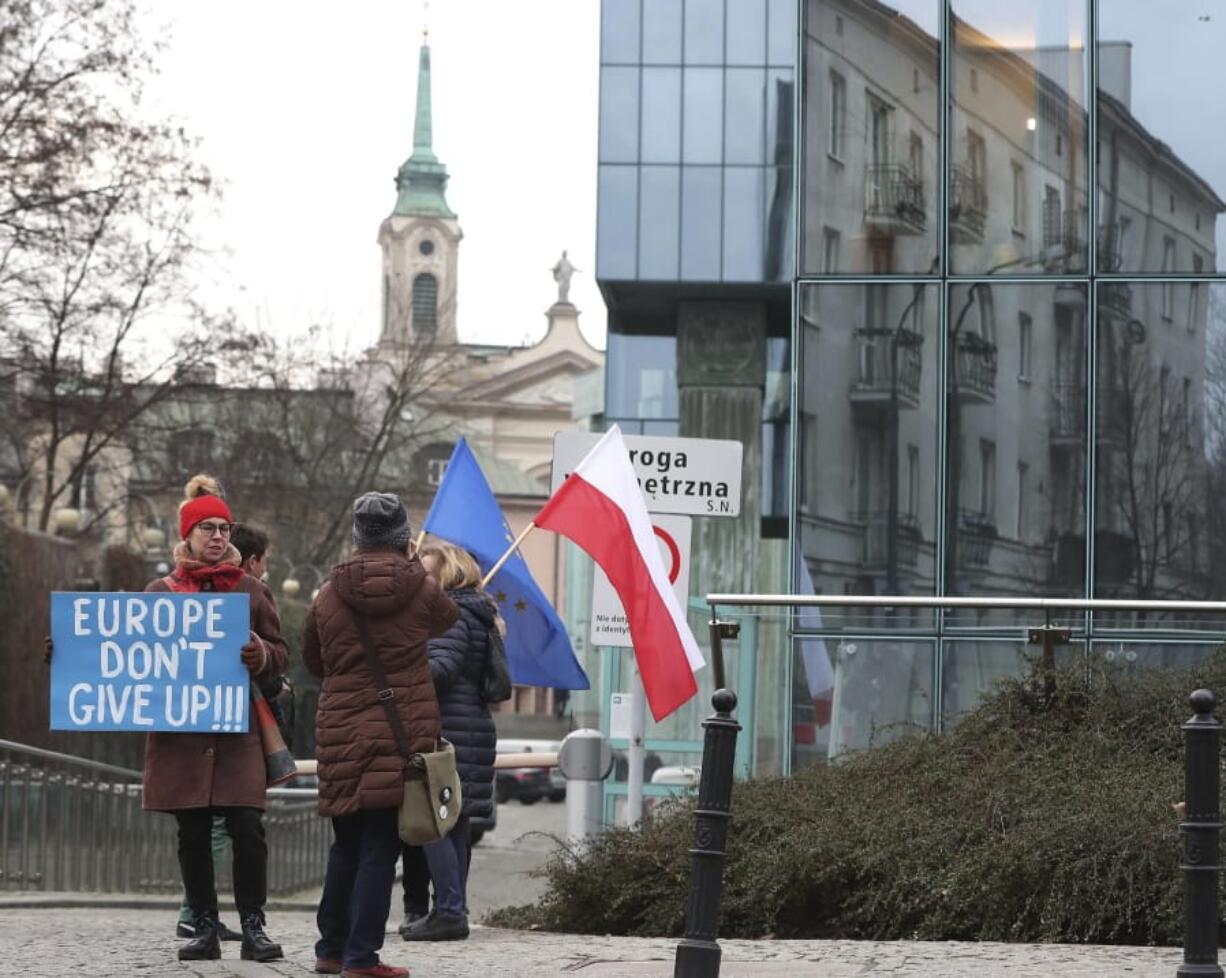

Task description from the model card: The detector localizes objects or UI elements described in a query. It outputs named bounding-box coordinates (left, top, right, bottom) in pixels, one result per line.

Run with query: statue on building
left=551, top=250, right=578, bottom=305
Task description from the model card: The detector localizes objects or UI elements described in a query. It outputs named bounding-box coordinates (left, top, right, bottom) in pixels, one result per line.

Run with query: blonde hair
left=419, top=541, right=482, bottom=592
left=179, top=473, right=223, bottom=512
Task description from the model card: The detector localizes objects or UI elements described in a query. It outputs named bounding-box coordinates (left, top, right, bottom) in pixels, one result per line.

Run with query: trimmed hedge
left=489, top=654, right=1226, bottom=944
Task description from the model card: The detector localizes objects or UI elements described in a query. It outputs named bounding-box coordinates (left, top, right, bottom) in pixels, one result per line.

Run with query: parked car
left=494, top=739, right=562, bottom=805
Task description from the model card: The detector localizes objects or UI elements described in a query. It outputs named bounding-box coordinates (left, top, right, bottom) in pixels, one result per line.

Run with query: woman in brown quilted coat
left=303, top=492, right=458, bottom=978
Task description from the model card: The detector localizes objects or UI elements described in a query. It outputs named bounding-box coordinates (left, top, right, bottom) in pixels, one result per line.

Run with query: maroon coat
left=303, top=549, right=458, bottom=817
left=141, top=557, right=289, bottom=812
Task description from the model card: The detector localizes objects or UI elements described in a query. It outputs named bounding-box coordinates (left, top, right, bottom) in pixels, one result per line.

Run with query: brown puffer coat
left=142, top=552, right=289, bottom=813
left=303, top=548, right=459, bottom=817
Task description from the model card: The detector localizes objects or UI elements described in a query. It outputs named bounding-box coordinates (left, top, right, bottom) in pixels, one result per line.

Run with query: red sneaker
left=341, top=964, right=409, bottom=978
left=314, top=960, right=342, bottom=974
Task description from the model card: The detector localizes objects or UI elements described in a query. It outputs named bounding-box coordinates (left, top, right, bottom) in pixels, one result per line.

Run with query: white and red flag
left=535, top=425, right=704, bottom=720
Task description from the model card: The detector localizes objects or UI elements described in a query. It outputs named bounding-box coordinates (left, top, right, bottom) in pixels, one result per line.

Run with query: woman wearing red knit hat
left=143, top=474, right=288, bottom=964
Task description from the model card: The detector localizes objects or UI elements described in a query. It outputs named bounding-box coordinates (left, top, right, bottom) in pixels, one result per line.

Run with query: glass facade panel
left=1092, top=282, right=1226, bottom=625
left=723, top=166, right=765, bottom=279
left=606, top=333, right=680, bottom=420
left=638, top=166, right=681, bottom=279
left=767, top=0, right=797, bottom=66
left=683, top=67, right=724, bottom=163
left=949, top=0, right=1088, bottom=274
left=684, top=0, right=725, bottom=64
left=642, top=67, right=682, bottom=163
left=680, top=166, right=723, bottom=279
left=1098, top=4, right=1226, bottom=272
left=945, top=283, right=1088, bottom=610
left=725, top=69, right=766, bottom=165
left=941, top=639, right=1083, bottom=723
left=597, top=165, right=638, bottom=279
left=602, top=0, right=641, bottom=63
left=800, top=0, right=941, bottom=274
left=599, top=66, right=640, bottom=163
left=797, top=282, right=941, bottom=598
left=643, top=0, right=683, bottom=64
left=727, top=0, right=767, bottom=65
left=792, top=637, right=934, bottom=762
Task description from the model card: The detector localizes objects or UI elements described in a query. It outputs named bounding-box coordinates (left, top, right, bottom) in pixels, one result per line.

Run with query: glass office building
left=595, top=0, right=1226, bottom=780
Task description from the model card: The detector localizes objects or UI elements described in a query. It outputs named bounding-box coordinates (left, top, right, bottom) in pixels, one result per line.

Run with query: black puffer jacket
left=428, top=587, right=497, bottom=819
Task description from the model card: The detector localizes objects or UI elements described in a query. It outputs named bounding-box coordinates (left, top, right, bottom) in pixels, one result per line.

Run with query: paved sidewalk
left=0, top=908, right=1185, bottom=977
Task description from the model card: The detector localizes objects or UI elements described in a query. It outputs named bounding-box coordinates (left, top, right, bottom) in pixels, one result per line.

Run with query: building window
left=1016, top=462, right=1029, bottom=539
left=835, top=15, right=843, bottom=35
left=967, top=129, right=986, bottom=188
left=1162, top=238, right=1176, bottom=318
left=822, top=227, right=840, bottom=274
left=1056, top=133, right=1063, bottom=157
left=868, top=95, right=890, bottom=168
left=912, top=67, right=919, bottom=94
left=800, top=412, right=818, bottom=513
left=1197, top=212, right=1202, bottom=231
left=1011, top=162, right=1025, bottom=232
left=1183, top=377, right=1193, bottom=447
left=1018, top=312, right=1032, bottom=380
left=412, top=273, right=438, bottom=335
left=1043, top=185, right=1061, bottom=246
left=426, top=458, right=449, bottom=487
left=1170, top=193, right=1176, bottom=214
left=907, top=444, right=919, bottom=517
left=978, top=439, right=996, bottom=516
left=970, top=68, right=979, bottom=93
left=909, top=132, right=923, bottom=186
left=1189, top=283, right=1201, bottom=332
left=828, top=71, right=846, bottom=160
left=1194, top=253, right=1205, bottom=273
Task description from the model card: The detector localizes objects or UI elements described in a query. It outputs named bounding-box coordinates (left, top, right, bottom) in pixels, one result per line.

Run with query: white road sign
left=590, top=513, right=692, bottom=648
left=551, top=431, right=743, bottom=517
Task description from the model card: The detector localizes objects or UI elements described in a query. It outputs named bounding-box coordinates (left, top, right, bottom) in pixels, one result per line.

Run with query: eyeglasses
left=194, top=521, right=234, bottom=538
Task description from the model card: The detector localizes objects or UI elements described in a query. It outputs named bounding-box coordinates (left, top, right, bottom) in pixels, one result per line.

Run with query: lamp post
left=282, top=563, right=324, bottom=601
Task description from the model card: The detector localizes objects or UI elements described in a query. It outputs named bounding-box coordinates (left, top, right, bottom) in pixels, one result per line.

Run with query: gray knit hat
left=352, top=492, right=412, bottom=550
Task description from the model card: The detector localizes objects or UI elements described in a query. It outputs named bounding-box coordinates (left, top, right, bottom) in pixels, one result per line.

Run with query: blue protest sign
left=49, top=592, right=251, bottom=733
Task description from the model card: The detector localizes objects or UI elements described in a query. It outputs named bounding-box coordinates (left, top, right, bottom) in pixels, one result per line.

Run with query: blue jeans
left=421, top=816, right=470, bottom=917
left=315, top=808, right=401, bottom=969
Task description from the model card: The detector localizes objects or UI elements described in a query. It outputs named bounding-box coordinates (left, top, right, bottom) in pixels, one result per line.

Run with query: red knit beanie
left=178, top=474, right=234, bottom=539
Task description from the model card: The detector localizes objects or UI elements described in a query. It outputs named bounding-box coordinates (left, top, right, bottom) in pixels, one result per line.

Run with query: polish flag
left=536, top=426, right=704, bottom=720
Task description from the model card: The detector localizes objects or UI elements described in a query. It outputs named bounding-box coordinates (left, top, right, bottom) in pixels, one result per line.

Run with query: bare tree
left=0, top=0, right=256, bottom=530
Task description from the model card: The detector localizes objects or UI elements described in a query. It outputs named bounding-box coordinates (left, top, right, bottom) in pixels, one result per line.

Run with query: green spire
left=392, top=40, right=455, bottom=219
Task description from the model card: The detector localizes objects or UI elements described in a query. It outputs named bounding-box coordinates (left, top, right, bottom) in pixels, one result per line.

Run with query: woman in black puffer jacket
left=399, top=542, right=499, bottom=942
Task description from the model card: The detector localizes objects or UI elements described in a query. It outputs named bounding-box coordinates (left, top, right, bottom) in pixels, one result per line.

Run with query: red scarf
left=163, top=542, right=245, bottom=593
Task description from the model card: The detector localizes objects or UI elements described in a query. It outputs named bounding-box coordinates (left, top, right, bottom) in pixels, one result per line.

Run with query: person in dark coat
left=401, top=542, right=499, bottom=943
left=144, top=475, right=289, bottom=964
left=303, top=493, right=459, bottom=978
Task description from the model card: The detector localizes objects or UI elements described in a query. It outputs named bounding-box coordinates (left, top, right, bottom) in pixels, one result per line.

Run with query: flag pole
left=412, top=529, right=426, bottom=554
left=482, top=522, right=535, bottom=588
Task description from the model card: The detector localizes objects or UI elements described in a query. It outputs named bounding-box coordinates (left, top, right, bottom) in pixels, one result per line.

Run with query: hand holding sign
left=49, top=592, right=251, bottom=733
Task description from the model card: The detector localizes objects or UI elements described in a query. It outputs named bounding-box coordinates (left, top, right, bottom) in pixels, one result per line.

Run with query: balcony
left=1042, top=209, right=1087, bottom=273
left=858, top=510, right=922, bottom=569
left=864, top=164, right=926, bottom=236
left=1099, top=281, right=1133, bottom=319
left=951, top=333, right=997, bottom=404
left=957, top=509, right=997, bottom=569
left=949, top=165, right=986, bottom=243
left=849, top=328, right=924, bottom=414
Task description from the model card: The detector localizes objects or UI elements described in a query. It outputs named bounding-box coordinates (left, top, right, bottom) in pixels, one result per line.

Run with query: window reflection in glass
left=945, top=283, right=1088, bottom=616
left=601, top=0, right=640, bottom=63
left=681, top=167, right=722, bottom=279
left=797, top=283, right=940, bottom=599
left=1098, top=4, right=1226, bottom=272
left=949, top=0, right=1087, bottom=275
left=599, top=66, right=639, bottom=163
left=642, top=68, right=682, bottom=163
left=792, top=636, right=933, bottom=762
left=639, top=167, right=681, bottom=280
left=684, top=0, right=724, bottom=65
left=1091, top=283, right=1226, bottom=628
left=643, top=0, right=683, bottom=64
left=683, top=67, right=723, bottom=164
left=728, top=0, right=768, bottom=65
left=801, top=0, right=940, bottom=274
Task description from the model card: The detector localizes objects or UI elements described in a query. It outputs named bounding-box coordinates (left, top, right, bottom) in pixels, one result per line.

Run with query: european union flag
left=421, top=438, right=590, bottom=690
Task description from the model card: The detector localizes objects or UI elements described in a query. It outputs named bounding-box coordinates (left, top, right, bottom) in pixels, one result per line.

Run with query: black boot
left=401, top=910, right=469, bottom=941
left=178, top=914, right=221, bottom=961
left=239, top=911, right=283, bottom=962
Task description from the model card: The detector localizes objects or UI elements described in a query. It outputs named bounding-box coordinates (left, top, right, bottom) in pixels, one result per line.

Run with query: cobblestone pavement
left=0, top=908, right=1186, bottom=977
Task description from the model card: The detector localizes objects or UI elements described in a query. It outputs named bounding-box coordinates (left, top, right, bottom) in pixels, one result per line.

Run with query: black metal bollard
left=673, top=687, right=741, bottom=978
left=1178, top=689, right=1223, bottom=978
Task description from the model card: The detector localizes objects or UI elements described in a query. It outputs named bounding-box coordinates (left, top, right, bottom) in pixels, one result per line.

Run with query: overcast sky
left=145, top=1, right=606, bottom=353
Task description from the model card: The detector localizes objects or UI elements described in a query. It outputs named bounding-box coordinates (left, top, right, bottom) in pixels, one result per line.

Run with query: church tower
left=377, top=36, right=461, bottom=349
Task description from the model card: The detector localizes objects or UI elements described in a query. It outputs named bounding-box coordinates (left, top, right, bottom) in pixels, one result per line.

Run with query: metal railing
left=0, top=739, right=328, bottom=895
left=864, top=164, right=926, bottom=233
